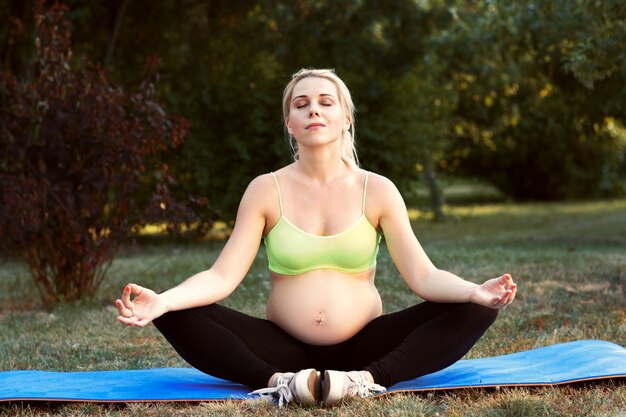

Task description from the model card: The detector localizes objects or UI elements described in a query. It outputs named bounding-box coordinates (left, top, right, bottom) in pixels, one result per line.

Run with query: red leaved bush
left=0, top=2, right=199, bottom=306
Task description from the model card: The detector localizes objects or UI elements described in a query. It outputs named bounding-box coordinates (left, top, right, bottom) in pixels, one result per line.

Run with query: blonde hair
left=282, top=68, right=359, bottom=166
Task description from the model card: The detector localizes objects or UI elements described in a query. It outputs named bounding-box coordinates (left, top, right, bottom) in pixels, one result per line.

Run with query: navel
left=314, top=311, right=326, bottom=326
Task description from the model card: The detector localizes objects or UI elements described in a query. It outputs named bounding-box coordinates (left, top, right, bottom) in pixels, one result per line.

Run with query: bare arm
left=116, top=175, right=271, bottom=326
left=373, top=175, right=516, bottom=308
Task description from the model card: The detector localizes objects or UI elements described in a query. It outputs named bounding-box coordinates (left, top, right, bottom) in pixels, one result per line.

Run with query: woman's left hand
left=471, top=274, right=517, bottom=309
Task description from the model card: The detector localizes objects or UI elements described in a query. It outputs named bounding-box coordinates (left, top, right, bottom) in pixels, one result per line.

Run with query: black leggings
left=153, top=301, right=498, bottom=389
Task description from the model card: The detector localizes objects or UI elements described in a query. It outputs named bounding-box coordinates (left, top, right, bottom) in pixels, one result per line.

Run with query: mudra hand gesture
left=472, top=274, right=517, bottom=309
left=115, top=283, right=166, bottom=327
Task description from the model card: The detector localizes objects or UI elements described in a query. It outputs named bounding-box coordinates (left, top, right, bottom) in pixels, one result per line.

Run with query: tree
left=378, top=62, right=458, bottom=220
left=5, top=0, right=621, bottom=220
left=0, top=1, right=465, bottom=220
left=0, top=2, right=198, bottom=305
left=438, top=0, right=626, bottom=199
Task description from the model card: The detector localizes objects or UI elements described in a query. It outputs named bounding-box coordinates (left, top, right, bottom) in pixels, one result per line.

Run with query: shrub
left=0, top=2, right=198, bottom=306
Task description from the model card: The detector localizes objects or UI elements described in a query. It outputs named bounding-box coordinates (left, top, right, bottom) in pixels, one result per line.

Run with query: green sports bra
left=264, top=172, right=381, bottom=275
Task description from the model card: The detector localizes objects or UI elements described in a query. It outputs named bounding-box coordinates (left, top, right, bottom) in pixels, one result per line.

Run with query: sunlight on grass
left=136, top=223, right=170, bottom=235
left=409, top=199, right=626, bottom=220
left=135, top=221, right=232, bottom=240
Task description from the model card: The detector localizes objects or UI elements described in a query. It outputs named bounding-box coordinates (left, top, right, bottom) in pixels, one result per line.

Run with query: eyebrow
left=292, top=93, right=336, bottom=102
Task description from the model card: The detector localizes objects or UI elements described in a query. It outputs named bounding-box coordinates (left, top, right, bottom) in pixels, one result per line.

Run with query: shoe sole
left=294, top=368, right=321, bottom=404
left=322, top=370, right=343, bottom=406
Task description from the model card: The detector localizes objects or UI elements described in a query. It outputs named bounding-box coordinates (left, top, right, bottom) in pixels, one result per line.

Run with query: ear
left=285, top=117, right=293, bottom=135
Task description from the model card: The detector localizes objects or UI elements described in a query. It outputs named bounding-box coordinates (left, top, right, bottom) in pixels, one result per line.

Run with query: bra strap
left=270, top=172, right=284, bottom=215
left=362, top=171, right=370, bottom=214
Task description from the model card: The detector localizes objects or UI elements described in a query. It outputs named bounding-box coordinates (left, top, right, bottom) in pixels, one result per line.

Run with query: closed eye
left=294, top=100, right=308, bottom=109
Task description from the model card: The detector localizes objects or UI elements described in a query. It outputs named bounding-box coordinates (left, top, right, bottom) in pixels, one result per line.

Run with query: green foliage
left=439, top=0, right=626, bottom=200
left=157, top=0, right=450, bottom=216
left=0, top=2, right=198, bottom=305
left=4, top=0, right=451, bottom=218
left=1, top=0, right=625, bottom=218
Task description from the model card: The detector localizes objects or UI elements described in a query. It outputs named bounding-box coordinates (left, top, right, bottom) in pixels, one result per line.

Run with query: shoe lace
left=346, top=373, right=387, bottom=398
left=249, top=374, right=294, bottom=407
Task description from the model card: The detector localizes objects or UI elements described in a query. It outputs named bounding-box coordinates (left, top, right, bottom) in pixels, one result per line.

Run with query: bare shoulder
left=365, top=171, right=403, bottom=201
left=364, top=171, right=406, bottom=225
left=238, top=173, right=278, bottom=212
left=246, top=172, right=277, bottom=192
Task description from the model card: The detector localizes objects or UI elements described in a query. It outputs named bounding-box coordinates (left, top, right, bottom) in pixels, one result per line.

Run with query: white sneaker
left=322, top=370, right=386, bottom=406
left=249, top=368, right=321, bottom=407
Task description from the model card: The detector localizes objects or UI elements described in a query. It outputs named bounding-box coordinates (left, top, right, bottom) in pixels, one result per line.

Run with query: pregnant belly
left=266, top=270, right=383, bottom=345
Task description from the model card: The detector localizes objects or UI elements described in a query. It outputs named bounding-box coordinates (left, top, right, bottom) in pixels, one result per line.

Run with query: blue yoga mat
left=1, top=340, right=624, bottom=402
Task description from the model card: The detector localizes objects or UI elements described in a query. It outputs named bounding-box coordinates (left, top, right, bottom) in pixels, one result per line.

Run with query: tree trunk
left=424, top=155, right=445, bottom=222
left=103, top=0, right=130, bottom=71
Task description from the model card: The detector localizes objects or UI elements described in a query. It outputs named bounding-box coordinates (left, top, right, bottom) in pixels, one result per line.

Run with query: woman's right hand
left=115, top=283, right=167, bottom=327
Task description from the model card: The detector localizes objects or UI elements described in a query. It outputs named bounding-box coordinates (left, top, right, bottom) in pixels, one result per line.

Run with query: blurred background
left=3, top=0, right=624, bottom=220
left=1, top=1, right=625, bottom=304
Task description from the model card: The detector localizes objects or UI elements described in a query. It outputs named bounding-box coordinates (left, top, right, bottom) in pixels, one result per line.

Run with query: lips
left=306, top=122, right=326, bottom=129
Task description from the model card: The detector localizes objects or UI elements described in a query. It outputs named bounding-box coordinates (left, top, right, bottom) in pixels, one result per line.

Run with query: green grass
left=1, top=200, right=625, bottom=416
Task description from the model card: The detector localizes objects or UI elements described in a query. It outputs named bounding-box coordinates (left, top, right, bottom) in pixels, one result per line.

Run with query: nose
left=308, top=103, right=320, bottom=117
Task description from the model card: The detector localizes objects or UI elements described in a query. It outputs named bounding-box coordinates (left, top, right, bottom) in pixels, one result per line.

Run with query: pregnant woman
left=115, top=68, right=517, bottom=407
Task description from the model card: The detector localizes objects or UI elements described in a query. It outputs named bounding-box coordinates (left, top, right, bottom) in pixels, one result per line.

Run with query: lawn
left=1, top=199, right=625, bottom=416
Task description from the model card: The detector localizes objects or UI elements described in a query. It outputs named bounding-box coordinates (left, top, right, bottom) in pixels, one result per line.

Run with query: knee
left=153, top=307, right=196, bottom=330
left=461, top=303, right=499, bottom=327
left=153, top=304, right=222, bottom=331
left=152, top=310, right=177, bottom=331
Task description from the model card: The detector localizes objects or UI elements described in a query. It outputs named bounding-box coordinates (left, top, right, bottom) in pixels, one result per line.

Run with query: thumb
left=127, top=283, right=144, bottom=296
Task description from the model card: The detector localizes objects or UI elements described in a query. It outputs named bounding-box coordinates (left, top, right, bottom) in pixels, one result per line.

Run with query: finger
left=124, top=283, right=144, bottom=309
left=116, top=315, right=137, bottom=325
left=134, top=318, right=149, bottom=327
left=121, top=284, right=133, bottom=309
left=117, top=315, right=149, bottom=327
left=115, top=299, right=132, bottom=318
left=493, top=289, right=513, bottom=308
left=504, top=277, right=517, bottom=296
left=492, top=295, right=504, bottom=307
left=506, top=276, right=517, bottom=291
left=501, top=288, right=517, bottom=307
left=499, top=274, right=512, bottom=286
left=127, top=283, right=144, bottom=296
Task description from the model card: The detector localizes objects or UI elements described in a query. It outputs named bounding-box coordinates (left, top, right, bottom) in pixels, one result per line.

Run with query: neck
left=296, top=146, right=349, bottom=183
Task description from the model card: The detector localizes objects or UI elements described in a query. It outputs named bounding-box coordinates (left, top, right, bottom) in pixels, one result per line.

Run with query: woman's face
left=285, top=77, right=350, bottom=151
